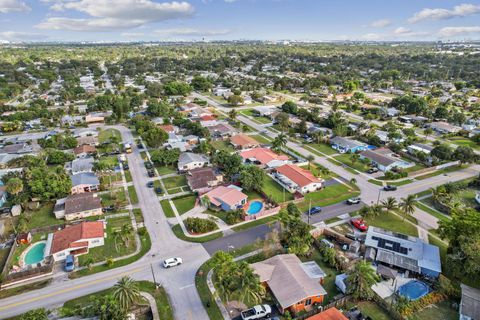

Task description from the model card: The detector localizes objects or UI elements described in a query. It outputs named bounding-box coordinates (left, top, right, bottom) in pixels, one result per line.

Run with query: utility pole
left=377, top=189, right=382, bottom=205
left=307, top=198, right=312, bottom=225
left=150, top=263, right=159, bottom=290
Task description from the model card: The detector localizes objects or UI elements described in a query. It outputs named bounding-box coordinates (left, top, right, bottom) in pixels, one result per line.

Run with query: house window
left=305, top=298, right=312, bottom=306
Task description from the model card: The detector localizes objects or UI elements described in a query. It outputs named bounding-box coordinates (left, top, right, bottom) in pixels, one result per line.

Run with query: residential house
left=230, top=134, right=260, bottom=150
left=178, top=152, right=210, bottom=172
left=254, top=106, right=277, bottom=117
left=74, top=145, right=97, bottom=158
left=54, top=193, right=102, bottom=221
left=375, top=130, right=404, bottom=144
left=71, top=157, right=94, bottom=175
left=251, top=254, right=327, bottom=314
left=187, top=167, right=223, bottom=194
left=85, top=113, right=105, bottom=124
left=407, top=143, right=434, bottom=156
left=70, top=172, right=100, bottom=194
left=365, top=227, right=441, bottom=278
left=360, top=148, right=412, bottom=172
left=159, top=124, right=178, bottom=134
left=47, top=221, right=105, bottom=261
left=207, top=123, right=238, bottom=139
left=274, top=164, right=323, bottom=194
left=76, top=136, right=99, bottom=147
left=61, top=115, right=84, bottom=126
left=204, top=185, right=247, bottom=211
left=429, top=121, right=462, bottom=134
left=0, top=143, right=40, bottom=155
left=306, top=308, right=347, bottom=320
left=330, top=136, right=367, bottom=153
left=240, top=148, right=289, bottom=168
left=460, top=284, right=480, bottom=320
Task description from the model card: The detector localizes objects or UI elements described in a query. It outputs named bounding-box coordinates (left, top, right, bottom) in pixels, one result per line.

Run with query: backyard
left=162, top=175, right=189, bottom=194
left=262, top=174, right=294, bottom=203
left=210, top=140, right=235, bottom=152
left=23, top=203, right=59, bottom=229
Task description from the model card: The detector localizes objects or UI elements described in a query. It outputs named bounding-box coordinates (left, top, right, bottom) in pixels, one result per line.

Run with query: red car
left=351, top=218, right=368, bottom=232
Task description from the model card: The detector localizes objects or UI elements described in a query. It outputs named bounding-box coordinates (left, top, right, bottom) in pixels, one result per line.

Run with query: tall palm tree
left=347, top=260, right=380, bottom=300
left=400, top=194, right=417, bottom=221
left=228, top=109, right=237, bottom=122
left=120, top=224, right=133, bottom=247
left=381, top=197, right=397, bottom=214
left=112, top=276, right=140, bottom=311
left=238, top=263, right=265, bottom=304
left=272, top=133, right=287, bottom=152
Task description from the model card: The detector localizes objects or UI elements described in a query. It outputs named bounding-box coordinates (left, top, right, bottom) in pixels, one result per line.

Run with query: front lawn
left=172, top=195, right=197, bottom=215
left=308, top=143, right=338, bottom=156
left=449, top=137, right=480, bottom=150
left=240, top=109, right=272, bottom=124
left=334, top=154, right=370, bottom=172
left=210, top=140, right=235, bottom=152
left=100, top=189, right=127, bottom=208
left=262, top=174, right=294, bottom=203
left=250, top=135, right=272, bottom=144
left=366, top=211, right=418, bottom=237
left=297, top=183, right=360, bottom=212
left=127, top=185, right=138, bottom=204
left=300, top=162, right=338, bottom=180
left=160, top=200, right=175, bottom=218
left=98, top=128, right=121, bottom=144
left=162, top=175, right=188, bottom=191
left=415, top=165, right=466, bottom=180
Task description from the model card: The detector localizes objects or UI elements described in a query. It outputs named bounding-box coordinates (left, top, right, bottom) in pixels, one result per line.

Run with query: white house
left=177, top=152, right=210, bottom=172
left=274, top=164, right=323, bottom=194
left=360, top=148, right=412, bottom=172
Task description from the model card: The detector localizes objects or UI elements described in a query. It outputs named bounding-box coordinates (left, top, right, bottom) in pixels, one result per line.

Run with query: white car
left=163, top=257, right=183, bottom=268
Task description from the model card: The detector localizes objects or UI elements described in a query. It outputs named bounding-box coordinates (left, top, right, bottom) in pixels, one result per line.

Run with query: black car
left=145, top=162, right=153, bottom=169
left=147, top=170, right=155, bottom=177
left=155, top=187, right=163, bottom=194
left=123, top=164, right=129, bottom=170
left=137, top=143, right=143, bottom=149
left=383, top=185, right=397, bottom=191
left=102, top=205, right=115, bottom=212
left=305, top=206, right=322, bottom=215
left=147, top=181, right=154, bottom=188
left=367, top=167, right=379, bottom=174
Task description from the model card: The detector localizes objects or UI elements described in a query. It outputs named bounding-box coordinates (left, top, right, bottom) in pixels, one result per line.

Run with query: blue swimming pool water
left=247, top=201, right=263, bottom=215
left=24, top=242, right=46, bottom=265
left=398, top=280, right=430, bottom=301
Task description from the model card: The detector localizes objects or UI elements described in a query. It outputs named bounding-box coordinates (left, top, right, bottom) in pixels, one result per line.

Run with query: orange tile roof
left=51, top=221, right=104, bottom=254
left=205, top=186, right=247, bottom=207
left=276, top=164, right=321, bottom=187
left=230, top=134, right=259, bottom=148
left=306, top=308, right=347, bottom=320
left=240, top=148, right=289, bottom=165
left=200, top=115, right=216, bottom=121
left=159, top=125, right=175, bottom=133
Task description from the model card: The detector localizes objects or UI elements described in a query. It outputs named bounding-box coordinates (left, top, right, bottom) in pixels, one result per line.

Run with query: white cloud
left=0, top=31, right=49, bottom=41
left=37, top=0, right=194, bottom=31
left=409, top=3, right=480, bottom=23
left=370, top=19, right=391, bottom=28
left=155, top=27, right=230, bottom=36
left=438, top=26, right=480, bottom=37
left=393, top=27, right=410, bottom=35
left=121, top=32, right=145, bottom=37
left=0, top=0, right=30, bottom=13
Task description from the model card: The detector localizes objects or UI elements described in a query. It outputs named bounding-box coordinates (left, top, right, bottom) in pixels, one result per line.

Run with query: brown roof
left=251, top=254, right=327, bottom=309
left=64, top=193, right=102, bottom=215
left=360, top=148, right=398, bottom=167
left=230, top=134, right=260, bottom=148
left=306, top=308, right=347, bottom=320
left=50, top=221, right=104, bottom=254
left=76, top=136, right=98, bottom=146
left=187, top=167, right=218, bottom=190
left=74, top=145, right=96, bottom=155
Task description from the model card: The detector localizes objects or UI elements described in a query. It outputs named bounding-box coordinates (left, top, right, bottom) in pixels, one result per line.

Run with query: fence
left=1, top=256, right=54, bottom=287
left=408, top=160, right=461, bottom=177
left=293, top=298, right=351, bottom=320
left=244, top=206, right=280, bottom=222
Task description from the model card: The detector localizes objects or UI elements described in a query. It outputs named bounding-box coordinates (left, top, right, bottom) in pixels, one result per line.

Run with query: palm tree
left=368, top=204, right=383, bottom=217
left=272, top=133, right=287, bottom=152
left=347, top=260, right=380, bottom=300
left=228, top=109, right=237, bottom=122
left=306, top=155, right=315, bottom=169
left=113, top=276, right=140, bottom=311
left=400, top=194, right=417, bottom=221
left=113, top=229, right=122, bottom=252
left=120, top=224, right=133, bottom=247
left=381, top=197, right=397, bottom=214
left=238, top=263, right=265, bottom=304
left=350, top=153, right=360, bottom=166
left=200, top=195, right=211, bottom=208
left=84, top=257, right=95, bottom=270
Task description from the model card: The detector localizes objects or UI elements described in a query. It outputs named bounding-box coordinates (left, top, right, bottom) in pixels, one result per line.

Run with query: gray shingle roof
left=71, top=172, right=99, bottom=187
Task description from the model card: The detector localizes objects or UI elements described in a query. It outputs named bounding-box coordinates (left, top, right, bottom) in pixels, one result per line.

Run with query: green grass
left=368, top=179, right=384, bottom=186
left=78, top=217, right=136, bottom=266
left=262, top=174, right=294, bottom=203
left=24, top=203, right=58, bottom=229
left=297, top=183, right=360, bottom=212
left=98, top=128, right=121, bottom=144
left=162, top=175, right=188, bottom=191
left=124, top=170, right=132, bottom=182
left=389, top=179, right=414, bottom=186
left=72, top=227, right=151, bottom=277
left=100, top=189, right=127, bottom=208
left=240, top=109, right=272, bottom=124
left=415, top=165, right=466, bottom=180
left=409, top=300, right=458, bottom=320
left=366, top=211, right=418, bottom=237
left=301, top=163, right=337, bottom=180
left=232, top=215, right=278, bottom=232
left=449, top=137, right=480, bottom=150
left=133, top=208, right=144, bottom=223
left=415, top=202, right=451, bottom=223
left=404, top=163, right=427, bottom=173
left=308, top=143, right=338, bottom=155
left=326, top=157, right=359, bottom=174
left=210, top=140, right=235, bottom=152
left=195, top=259, right=224, bottom=320
left=250, top=134, right=272, bottom=144
left=0, top=280, right=50, bottom=300
left=357, top=301, right=391, bottom=320
left=160, top=200, right=175, bottom=218
left=171, top=224, right=222, bottom=243
left=172, top=195, right=196, bottom=215
left=155, top=165, right=177, bottom=176
left=334, top=154, right=371, bottom=172
left=127, top=185, right=138, bottom=204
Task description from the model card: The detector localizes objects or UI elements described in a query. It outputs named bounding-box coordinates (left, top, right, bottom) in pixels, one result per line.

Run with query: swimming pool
left=398, top=280, right=430, bottom=301
left=24, top=242, right=46, bottom=266
left=247, top=201, right=263, bottom=215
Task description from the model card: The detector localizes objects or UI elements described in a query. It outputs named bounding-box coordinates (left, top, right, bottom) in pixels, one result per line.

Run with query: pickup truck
left=241, top=304, right=272, bottom=320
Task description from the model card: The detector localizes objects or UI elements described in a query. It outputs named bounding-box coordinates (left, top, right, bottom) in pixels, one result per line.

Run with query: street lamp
left=376, top=188, right=382, bottom=205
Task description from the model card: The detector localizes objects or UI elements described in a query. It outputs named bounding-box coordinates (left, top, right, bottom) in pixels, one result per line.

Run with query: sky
left=1, top=0, right=480, bottom=42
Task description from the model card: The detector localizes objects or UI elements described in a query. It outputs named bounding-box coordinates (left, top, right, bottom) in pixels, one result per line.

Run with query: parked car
left=64, top=255, right=75, bottom=272
left=147, top=181, right=154, bottom=188
left=155, top=187, right=163, bottom=194
left=102, top=205, right=115, bottom=213
left=163, top=257, right=182, bottom=268
left=145, top=162, right=153, bottom=169
left=241, top=305, right=272, bottom=320
left=351, top=218, right=368, bottom=232
left=346, top=197, right=361, bottom=205
left=367, top=167, right=379, bottom=174
left=137, top=143, right=143, bottom=149
left=305, top=206, right=322, bottom=215
left=383, top=185, right=397, bottom=191
left=147, top=170, right=155, bottom=177
left=123, top=164, right=129, bottom=170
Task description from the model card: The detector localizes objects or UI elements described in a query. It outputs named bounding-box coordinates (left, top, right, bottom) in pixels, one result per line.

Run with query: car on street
left=305, top=206, right=322, bottom=215
left=367, top=167, right=379, bottom=174
left=64, top=255, right=75, bottom=272
left=163, top=257, right=182, bottom=268
left=137, top=143, right=143, bottom=149
left=351, top=218, right=368, bottom=232
left=147, top=170, right=155, bottom=177
left=145, top=162, right=153, bottom=169
left=346, top=197, right=361, bottom=205
left=147, top=181, right=154, bottom=188
left=383, top=185, right=397, bottom=191
left=102, top=205, right=115, bottom=213
left=123, top=164, right=129, bottom=170
left=155, top=187, right=163, bottom=194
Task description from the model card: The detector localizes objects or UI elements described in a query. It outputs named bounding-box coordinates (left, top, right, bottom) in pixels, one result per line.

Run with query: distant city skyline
left=1, top=0, right=480, bottom=42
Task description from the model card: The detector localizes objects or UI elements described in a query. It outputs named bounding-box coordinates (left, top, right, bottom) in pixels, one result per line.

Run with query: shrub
left=225, top=210, right=243, bottom=225
left=185, top=217, right=217, bottom=234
